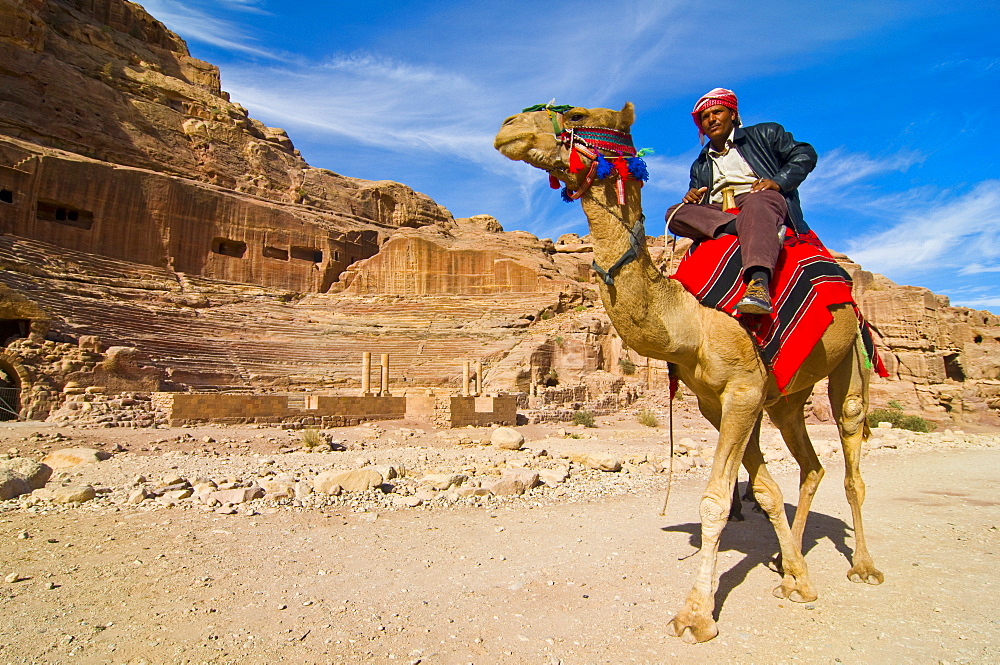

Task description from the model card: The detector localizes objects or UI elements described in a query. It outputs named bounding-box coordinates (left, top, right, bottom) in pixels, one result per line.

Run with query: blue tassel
left=627, top=157, right=649, bottom=182
left=561, top=187, right=574, bottom=203
left=595, top=153, right=614, bottom=179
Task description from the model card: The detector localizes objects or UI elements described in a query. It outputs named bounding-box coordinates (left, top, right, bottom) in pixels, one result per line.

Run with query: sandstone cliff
left=0, top=0, right=996, bottom=429
left=0, top=0, right=453, bottom=293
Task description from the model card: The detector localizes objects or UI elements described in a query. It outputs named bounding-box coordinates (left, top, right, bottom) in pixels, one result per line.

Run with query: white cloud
left=958, top=263, right=1000, bottom=275
left=810, top=148, right=922, bottom=188
left=949, top=296, right=1000, bottom=310
left=846, top=180, right=1000, bottom=279
left=137, top=0, right=285, bottom=59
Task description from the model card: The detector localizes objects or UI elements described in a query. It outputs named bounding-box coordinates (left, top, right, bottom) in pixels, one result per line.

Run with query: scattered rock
left=127, top=487, right=152, bottom=504
left=208, top=487, right=264, bottom=505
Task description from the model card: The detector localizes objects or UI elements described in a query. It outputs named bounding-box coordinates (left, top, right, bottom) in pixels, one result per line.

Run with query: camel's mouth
left=494, top=130, right=565, bottom=172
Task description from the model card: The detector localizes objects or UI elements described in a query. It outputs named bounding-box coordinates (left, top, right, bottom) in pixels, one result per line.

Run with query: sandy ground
left=1, top=413, right=998, bottom=665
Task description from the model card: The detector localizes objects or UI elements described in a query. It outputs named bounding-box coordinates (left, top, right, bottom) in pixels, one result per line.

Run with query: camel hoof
left=667, top=614, right=719, bottom=644
left=772, top=578, right=818, bottom=603
left=848, top=565, right=884, bottom=585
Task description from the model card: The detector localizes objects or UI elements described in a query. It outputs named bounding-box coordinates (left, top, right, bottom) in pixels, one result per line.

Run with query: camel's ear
left=619, top=102, right=635, bottom=130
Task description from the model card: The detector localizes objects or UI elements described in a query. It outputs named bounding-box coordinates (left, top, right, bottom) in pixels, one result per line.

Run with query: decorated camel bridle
left=522, top=102, right=652, bottom=287
left=522, top=103, right=651, bottom=205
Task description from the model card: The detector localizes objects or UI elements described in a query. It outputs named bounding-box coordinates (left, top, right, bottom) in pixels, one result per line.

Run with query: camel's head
left=494, top=102, right=635, bottom=188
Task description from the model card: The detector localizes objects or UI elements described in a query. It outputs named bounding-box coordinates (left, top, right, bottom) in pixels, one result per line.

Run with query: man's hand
left=682, top=186, right=708, bottom=204
left=750, top=178, right=781, bottom=193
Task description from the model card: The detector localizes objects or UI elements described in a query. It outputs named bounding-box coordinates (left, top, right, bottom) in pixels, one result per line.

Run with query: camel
left=494, top=103, right=883, bottom=643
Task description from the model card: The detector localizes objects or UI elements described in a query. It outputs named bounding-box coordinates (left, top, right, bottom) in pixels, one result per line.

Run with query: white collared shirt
left=708, top=129, right=759, bottom=203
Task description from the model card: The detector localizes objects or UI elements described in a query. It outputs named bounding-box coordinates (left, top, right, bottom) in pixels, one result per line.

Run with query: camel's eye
left=569, top=113, right=586, bottom=122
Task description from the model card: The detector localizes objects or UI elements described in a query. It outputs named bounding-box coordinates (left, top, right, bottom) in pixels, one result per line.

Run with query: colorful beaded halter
left=521, top=103, right=651, bottom=205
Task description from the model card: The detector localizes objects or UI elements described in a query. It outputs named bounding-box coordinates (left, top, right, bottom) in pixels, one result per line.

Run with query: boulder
left=42, top=448, right=110, bottom=469
left=568, top=452, right=622, bottom=472
left=502, top=468, right=540, bottom=489
left=209, top=487, right=265, bottom=505
left=491, top=427, right=525, bottom=450
left=48, top=485, right=97, bottom=504
left=315, top=468, right=383, bottom=493
left=538, top=467, right=569, bottom=486
left=487, top=478, right=526, bottom=496
left=418, top=473, right=468, bottom=491
left=0, top=458, right=52, bottom=500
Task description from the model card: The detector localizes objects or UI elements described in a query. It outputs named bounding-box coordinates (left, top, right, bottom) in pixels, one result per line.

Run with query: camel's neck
left=581, top=180, right=701, bottom=361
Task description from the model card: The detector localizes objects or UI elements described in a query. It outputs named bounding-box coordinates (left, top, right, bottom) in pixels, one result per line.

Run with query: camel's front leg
left=667, top=396, right=759, bottom=643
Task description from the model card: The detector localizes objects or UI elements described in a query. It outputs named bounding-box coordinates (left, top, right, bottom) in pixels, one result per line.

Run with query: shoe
left=736, top=278, right=773, bottom=315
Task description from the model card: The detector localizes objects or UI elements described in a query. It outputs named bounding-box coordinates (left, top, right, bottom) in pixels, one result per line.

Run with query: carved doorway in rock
left=0, top=361, right=22, bottom=421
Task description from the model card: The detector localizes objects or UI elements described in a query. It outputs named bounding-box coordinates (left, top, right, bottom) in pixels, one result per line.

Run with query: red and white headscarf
left=691, top=88, right=739, bottom=143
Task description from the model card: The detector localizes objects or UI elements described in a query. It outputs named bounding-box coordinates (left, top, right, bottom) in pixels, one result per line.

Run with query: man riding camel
left=665, top=88, right=817, bottom=315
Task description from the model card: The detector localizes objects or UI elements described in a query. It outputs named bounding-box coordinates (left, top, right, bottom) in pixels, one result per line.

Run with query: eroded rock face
left=0, top=0, right=452, bottom=293
left=836, top=254, right=1000, bottom=418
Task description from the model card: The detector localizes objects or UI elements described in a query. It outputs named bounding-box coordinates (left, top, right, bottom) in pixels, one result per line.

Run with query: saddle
left=670, top=230, right=888, bottom=391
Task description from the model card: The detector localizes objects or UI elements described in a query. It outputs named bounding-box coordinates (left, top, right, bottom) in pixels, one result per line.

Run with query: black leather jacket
left=689, top=122, right=817, bottom=233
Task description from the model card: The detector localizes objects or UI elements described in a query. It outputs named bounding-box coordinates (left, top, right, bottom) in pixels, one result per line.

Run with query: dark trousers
left=666, top=190, right=788, bottom=274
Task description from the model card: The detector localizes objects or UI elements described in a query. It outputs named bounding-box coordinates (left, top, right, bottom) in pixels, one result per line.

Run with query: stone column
left=380, top=353, right=390, bottom=396
left=462, top=361, right=471, bottom=397
left=361, top=352, right=371, bottom=396
left=475, top=360, right=483, bottom=396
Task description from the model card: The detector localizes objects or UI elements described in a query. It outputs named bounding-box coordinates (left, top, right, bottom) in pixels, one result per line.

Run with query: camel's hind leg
left=766, top=388, right=825, bottom=552
left=828, top=333, right=884, bottom=585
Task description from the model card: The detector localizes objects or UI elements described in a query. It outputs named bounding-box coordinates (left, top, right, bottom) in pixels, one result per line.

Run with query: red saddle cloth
left=670, top=230, right=888, bottom=392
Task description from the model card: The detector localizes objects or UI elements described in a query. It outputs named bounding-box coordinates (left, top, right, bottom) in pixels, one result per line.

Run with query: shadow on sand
left=660, top=481, right=854, bottom=619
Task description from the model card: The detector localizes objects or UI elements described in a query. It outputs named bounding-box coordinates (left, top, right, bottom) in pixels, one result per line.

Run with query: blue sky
left=138, top=0, right=1000, bottom=313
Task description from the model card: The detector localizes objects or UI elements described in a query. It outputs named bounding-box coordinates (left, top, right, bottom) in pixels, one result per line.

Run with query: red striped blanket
left=670, top=230, right=888, bottom=391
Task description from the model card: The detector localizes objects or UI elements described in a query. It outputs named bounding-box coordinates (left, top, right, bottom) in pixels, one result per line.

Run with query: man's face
left=699, top=105, right=736, bottom=143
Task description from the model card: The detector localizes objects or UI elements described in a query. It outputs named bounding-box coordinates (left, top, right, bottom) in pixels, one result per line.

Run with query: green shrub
left=619, top=357, right=636, bottom=375
left=574, top=305, right=587, bottom=312
left=552, top=336, right=564, bottom=346
left=887, top=399, right=905, bottom=410
left=867, top=407, right=933, bottom=433
left=637, top=409, right=658, bottom=427
left=572, top=410, right=595, bottom=428
left=301, top=428, right=323, bottom=449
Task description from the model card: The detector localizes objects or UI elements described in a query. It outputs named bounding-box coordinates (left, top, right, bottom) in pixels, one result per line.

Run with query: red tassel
left=569, top=147, right=585, bottom=174
left=616, top=178, right=626, bottom=205
left=614, top=156, right=630, bottom=180
left=549, top=174, right=560, bottom=189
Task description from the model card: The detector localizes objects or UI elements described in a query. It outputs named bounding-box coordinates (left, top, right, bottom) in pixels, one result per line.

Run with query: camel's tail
left=855, top=329, right=873, bottom=443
